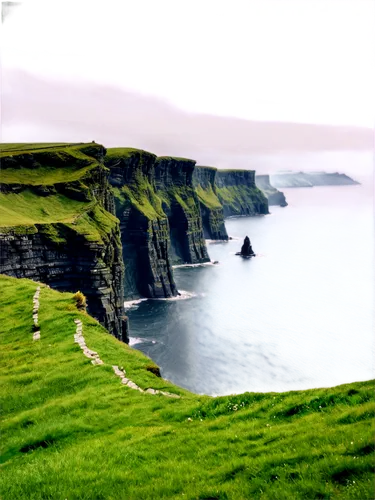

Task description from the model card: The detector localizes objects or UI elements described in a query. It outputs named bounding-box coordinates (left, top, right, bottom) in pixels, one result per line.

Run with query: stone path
left=32, top=287, right=41, bottom=341
left=74, top=319, right=104, bottom=365
left=73, top=318, right=179, bottom=398
left=112, top=365, right=180, bottom=398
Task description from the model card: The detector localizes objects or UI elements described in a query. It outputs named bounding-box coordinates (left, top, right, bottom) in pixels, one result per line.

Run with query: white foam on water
left=151, top=290, right=198, bottom=301
left=173, top=262, right=214, bottom=269
left=206, top=239, right=229, bottom=244
left=129, top=337, right=147, bottom=346
left=124, top=298, right=147, bottom=311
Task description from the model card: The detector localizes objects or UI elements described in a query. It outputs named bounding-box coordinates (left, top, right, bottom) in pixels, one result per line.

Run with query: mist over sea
left=127, top=179, right=374, bottom=396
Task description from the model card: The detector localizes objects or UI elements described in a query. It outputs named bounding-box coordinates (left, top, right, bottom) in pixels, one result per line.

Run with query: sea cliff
left=0, top=142, right=272, bottom=328
left=105, top=148, right=178, bottom=299
left=193, top=166, right=228, bottom=240
left=0, top=143, right=127, bottom=342
left=215, top=169, right=269, bottom=217
left=255, top=174, right=288, bottom=207
left=155, top=156, right=210, bottom=264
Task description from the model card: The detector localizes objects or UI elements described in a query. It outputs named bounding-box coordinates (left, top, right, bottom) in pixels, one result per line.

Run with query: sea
left=126, top=180, right=374, bottom=396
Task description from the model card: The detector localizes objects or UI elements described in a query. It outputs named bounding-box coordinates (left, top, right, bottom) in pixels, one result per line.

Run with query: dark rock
left=146, top=365, right=161, bottom=377
left=122, top=316, right=129, bottom=344
left=237, top=236, right=255, bottom=257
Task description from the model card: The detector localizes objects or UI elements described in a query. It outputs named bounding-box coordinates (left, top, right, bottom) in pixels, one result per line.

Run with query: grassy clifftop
left=1, top=274, right=374, bottom=499
left=0, top=142, right=115, bottom=241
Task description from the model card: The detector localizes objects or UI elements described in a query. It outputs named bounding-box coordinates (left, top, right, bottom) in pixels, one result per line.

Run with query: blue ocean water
left=127, top=184, right=374, bottom=395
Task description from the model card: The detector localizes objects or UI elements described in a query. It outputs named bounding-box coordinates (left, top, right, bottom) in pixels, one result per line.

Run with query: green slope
left=0, top=274, right=374, bottom=500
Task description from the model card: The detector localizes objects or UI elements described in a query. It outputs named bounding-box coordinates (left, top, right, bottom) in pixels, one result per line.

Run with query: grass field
left=0, top=274, right=374, bottom=500
left=0, top=142, right=97, bottom=229
left=0, top=190, right=92, bottom=227
left=0, top=143, right=76, bottom=152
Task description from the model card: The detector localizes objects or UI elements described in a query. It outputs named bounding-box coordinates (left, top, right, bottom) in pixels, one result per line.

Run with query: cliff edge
left=255, top=174, right=288, bottom=207
left=0, top=142, right=127, bottom=342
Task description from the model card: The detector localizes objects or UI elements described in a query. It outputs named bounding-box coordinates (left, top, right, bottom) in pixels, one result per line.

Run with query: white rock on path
left=72, top=325, right=180, bottom=398
left=74, top=319, right=104, bottom=366
left=111, top=365, right=180, bottom=398
left=32, top=287, right=41, bottom=341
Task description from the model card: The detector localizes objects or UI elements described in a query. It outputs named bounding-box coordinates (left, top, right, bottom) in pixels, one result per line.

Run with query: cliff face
left=0, top=143, right=127, bottom=342
left=106, top=148, right=177, bottom=299
left=193, top=166, right=228, bottom=240
left=155, top=157, right=210, bottom=264
left=215, top=170, right=269, bottom=217
left=255, top=175, right=288, bottom=207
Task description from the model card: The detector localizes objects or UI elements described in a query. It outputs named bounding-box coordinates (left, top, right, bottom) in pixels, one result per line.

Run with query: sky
left=0, top=1, right=374, bottom=175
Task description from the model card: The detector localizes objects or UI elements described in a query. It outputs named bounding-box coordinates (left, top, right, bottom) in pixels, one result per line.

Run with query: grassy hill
left=0, top=142, right=106, bottom=229
left=0, top=274, right=374, bottom=500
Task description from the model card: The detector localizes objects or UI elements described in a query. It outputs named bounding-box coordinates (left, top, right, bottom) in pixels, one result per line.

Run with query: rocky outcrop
left=255, top=175, right=288, bottom=207
left=193, top=166, right=228, bottom=240
left=155, top=157, right=210, bottom=264
left=0, top=143, right=128, bottom=342
left=236, top=236, right=255, bottom=257
left=106, top=148, right=178, bottom=299
left=215, top=170, right=269, bottom=217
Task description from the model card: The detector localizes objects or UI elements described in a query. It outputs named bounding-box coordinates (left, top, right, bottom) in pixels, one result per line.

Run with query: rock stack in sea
left=236, top=236, right=255, bottom=258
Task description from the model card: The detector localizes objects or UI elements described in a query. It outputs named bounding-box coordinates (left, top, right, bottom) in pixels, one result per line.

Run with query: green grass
left=216, top=185, right=268, bottom=214
left=0, top=143, right=103, bottom=185
left=105, top=147, right=156, bottom=160
left=112, top=174, right=166, bottom=221
left=0, top=142, right=118, bottom=245
left=0, top=190, right=91, bottom=227
left=0, top=143, right=75, bottom=152
left=0, top=274, right=374, bottom=499
left=0, top=164, right=98, bottom=185
left=195, top=184, right=222, bottom=209
left=157, top=156, right=196, bottom=163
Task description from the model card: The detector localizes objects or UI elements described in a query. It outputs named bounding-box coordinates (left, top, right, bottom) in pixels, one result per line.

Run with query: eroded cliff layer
left=193, top=166, right=228, bottom=240
left=255, top=174, right=288, bottom=207
left=106, top=148, right=177, bottom=299
left=155, top=157, right=210, bottom=264
left=0, top=143, right=127, bottom=342
left=215, top=170, right=269, bottom=217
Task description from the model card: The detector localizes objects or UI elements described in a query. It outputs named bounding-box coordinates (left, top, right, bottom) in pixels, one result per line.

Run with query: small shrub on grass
left=145, top=364, right=161, bottom=377
left=73, top=291, right=86, bottom=310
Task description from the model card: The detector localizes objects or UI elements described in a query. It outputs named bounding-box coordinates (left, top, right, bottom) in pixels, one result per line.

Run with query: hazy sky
left=1, top=1, right=374, bottom=174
